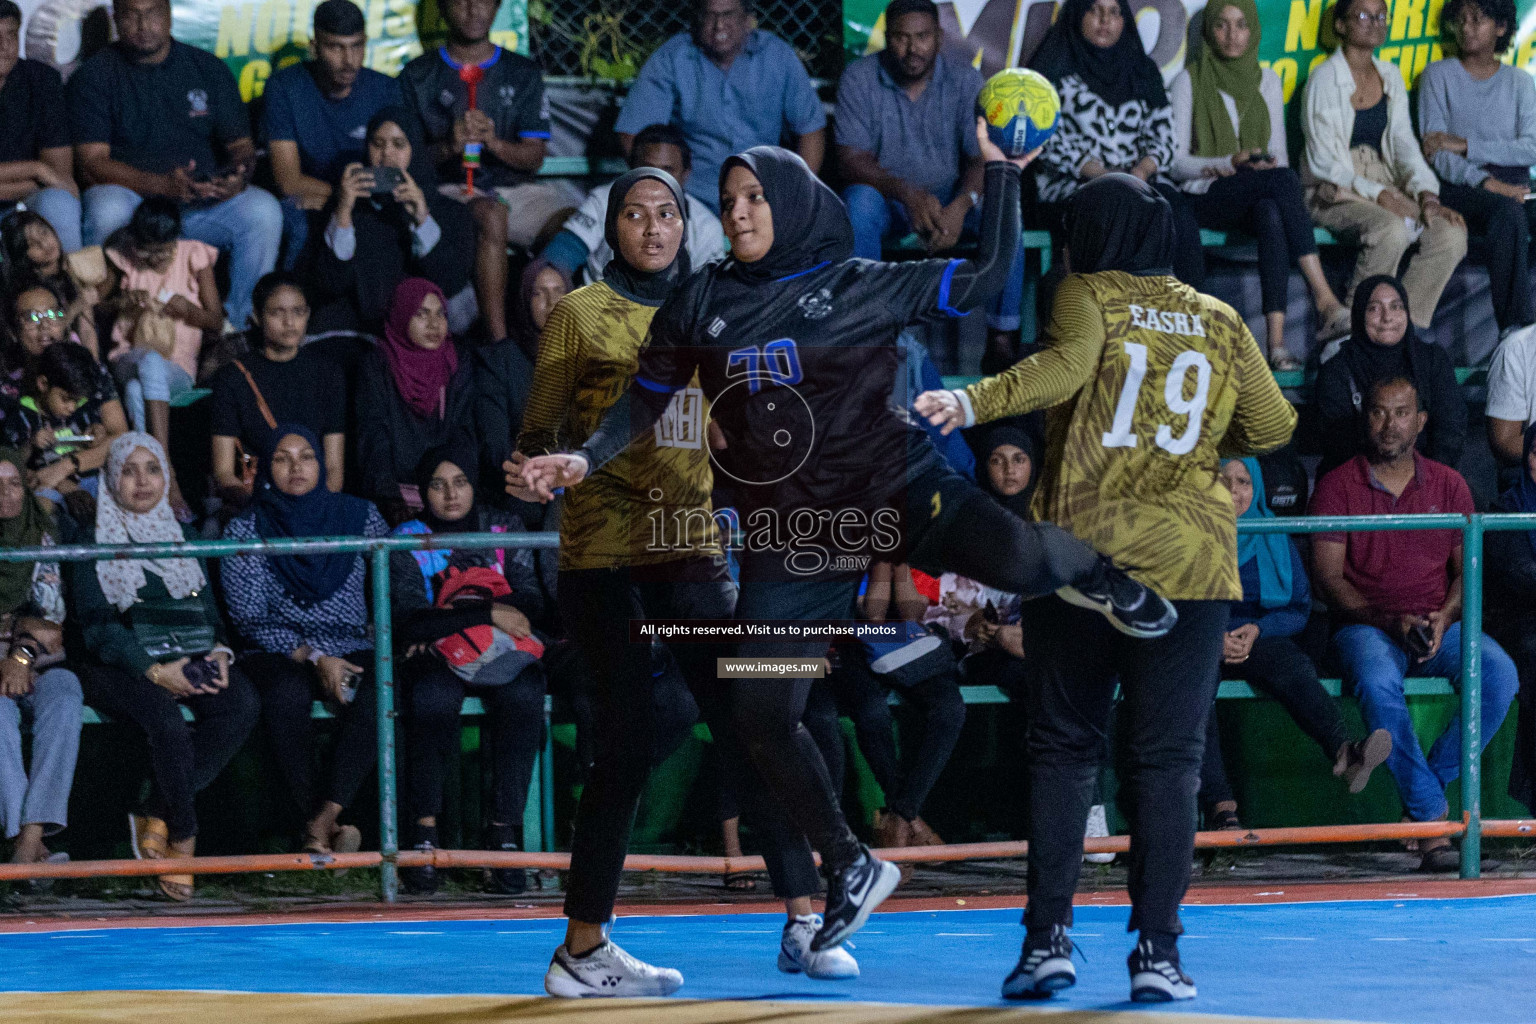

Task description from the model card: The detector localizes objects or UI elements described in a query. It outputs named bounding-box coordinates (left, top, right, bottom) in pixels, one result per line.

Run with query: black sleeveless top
left=1350, top=95, right=1388, bottom=153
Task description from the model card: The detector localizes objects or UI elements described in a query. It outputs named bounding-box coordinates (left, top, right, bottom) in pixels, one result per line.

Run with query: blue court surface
left=2, top=896, right=1532, bottom=1023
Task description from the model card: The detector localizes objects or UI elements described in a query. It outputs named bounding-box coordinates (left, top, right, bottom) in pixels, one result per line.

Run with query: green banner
left=844, top=0, right=1536, bottom=106
left=169, top=0, right=529, bottom=102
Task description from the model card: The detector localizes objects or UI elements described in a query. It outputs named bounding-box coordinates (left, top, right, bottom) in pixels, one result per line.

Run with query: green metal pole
left=372, top=547, right=399, bottom=902
left=1460, top=515, right=1483, bottom=879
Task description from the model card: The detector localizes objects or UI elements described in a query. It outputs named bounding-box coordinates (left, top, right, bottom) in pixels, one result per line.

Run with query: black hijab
left=414, top=440, right=481, bottom=534
left=252, top=423, right=373, bottom=607
left=1340, top=275, right=1423, bottom=400
left=1064, top=173, right=1175, bottom=275
left=1028, top=0, right=1168, bottom=108
left=980, top=423, right=1040, bottom=521
left=365, top=105, right=439, bottom=191
left=720, top=146, right=854, bottom=283
left=602, top=167, right=693, bottom=306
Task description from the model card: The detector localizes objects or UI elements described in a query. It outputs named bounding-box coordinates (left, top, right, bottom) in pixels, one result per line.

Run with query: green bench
left=953, top=678, right=1452, bottom=705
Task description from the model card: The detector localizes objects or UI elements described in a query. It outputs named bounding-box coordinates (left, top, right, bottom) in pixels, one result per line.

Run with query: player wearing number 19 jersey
left=941, top=174, right=1296, bottom=1005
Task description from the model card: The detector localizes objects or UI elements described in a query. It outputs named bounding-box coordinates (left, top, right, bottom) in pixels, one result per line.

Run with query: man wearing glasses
left=614, top=0, right=827, bottom=213
left=1300, top=0, right=1468, bottom=327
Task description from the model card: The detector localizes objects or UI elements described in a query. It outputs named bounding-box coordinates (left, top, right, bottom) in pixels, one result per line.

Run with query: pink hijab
left=380, top=277, right=458, bottom=419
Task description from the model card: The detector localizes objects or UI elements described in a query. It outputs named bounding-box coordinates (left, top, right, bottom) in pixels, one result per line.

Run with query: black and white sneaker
left=1058, top=557, right=1178, bottom=639
left=1128, top=938, right=1196, bottom=1002
left=1002, top=924, right=1076, bottom=999
left=779, top=913, right=860, bottom=979
left=544, top=939, right=684, bottom=998
left=811, top=845, right=901, bottom=952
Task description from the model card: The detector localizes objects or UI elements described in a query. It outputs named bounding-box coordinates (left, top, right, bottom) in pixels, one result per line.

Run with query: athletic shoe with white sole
left=811, top=845, right=901, bottom=951
left=1128, top=938, right=1197, bottom=1002
left=1083, top=803, right=1114, bottom=864
left=779, top=914, right=860, bottom=979
left=1002, top=924, right=1076, bottom=999
left=1057, top=557, right=1178, bottom=639
left=544, top=940, right=684, bottom=998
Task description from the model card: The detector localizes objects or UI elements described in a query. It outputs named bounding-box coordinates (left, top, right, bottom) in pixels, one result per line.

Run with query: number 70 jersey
left=971, top=271, right=1297, bottom=602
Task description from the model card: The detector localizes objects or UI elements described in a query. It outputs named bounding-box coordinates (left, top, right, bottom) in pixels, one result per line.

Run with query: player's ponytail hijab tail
left=1063, top=173, right=1176, bottom=276
left=719, top=146, right=854, bottom=282
left=601, top=166, right=692, bottom=305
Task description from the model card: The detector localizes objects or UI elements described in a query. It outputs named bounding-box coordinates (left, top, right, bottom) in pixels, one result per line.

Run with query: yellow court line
left=0, top=991, right=1376, bottom=1024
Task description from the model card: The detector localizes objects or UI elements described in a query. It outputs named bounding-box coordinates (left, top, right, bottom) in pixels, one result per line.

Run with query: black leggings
left=559, top=557, right=821, bottom=925
left=1189, top=168, right=1318, bottom=316
left=1199, top=634, right=1350, bottom=811
left=79, top=662, right=259, bottom=843
left=1439, top=181, right=1536, bottom=332
left=829, top=655, right=966, bottom=822
left=244, top=650, right=379, bottom=823
left=730, top=467, right=1099, bottom=876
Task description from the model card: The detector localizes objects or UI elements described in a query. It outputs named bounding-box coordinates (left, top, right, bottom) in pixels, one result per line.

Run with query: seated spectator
left=390, top=443, right=546, bottom=895
left=68, top=433, right=258, bottom=900
left=399, top=0, right=568, bottom=341
left=3, top=283, right=124, bottom=441
left=1028, top=0, right=1205, bottom=286
left=1170, top=0, right=1350, bottom=368
left=1418, top=0, right=1536, bottom=340
left=310, top=108, right=475, bottom=336
left=67, top=0, right=280, bottom=328
left=0, top=342, right=122, bottom=501
left=1488, top=424, right=1536, bottom=815
left=978, top=423, right=1037, bottom=520
left=837, top=0, right=1025, bottom=365
left=1198, top=458, right=1391, bottom=830
left=1301, top=0, right=1466, bottom=328
left=614, top=0, right=827, bottom=214
left=0, top=1, right=81, bottom=252
left=1, top=212, right=102, bottom=357
left=1485, top=323, right=1536, bottom=465
left=209, top=272, right=345, bottom=505
left=1309, top=376, right=1517, bottom=872
left=1316, top=275, right=1466, bottom=474
left=354, top=278, right=478, bottom=525
left=221, top=425, right=387, bottom=854
left=474, top=258, right=570, bottom=485
left=0, top=450, right=82, bottom=871
left=261, top=0, right=402, bottom=270
left=544, top=124, right=727, bottom=284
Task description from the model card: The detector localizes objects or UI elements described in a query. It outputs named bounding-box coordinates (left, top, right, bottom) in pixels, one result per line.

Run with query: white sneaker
left=1083, top=804, right=1114, bottom=864
left=544, top=940, right=684, bottom=997
left=778, top=914, right=860, bottom=979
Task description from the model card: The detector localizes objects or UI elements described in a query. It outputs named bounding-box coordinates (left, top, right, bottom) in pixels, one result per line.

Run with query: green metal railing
left=0, top=514, right=1519, bottom=896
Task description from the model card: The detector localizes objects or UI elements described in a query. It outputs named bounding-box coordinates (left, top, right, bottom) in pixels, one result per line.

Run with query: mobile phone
left=1404, top=622, right=1434, bottom=659
left=338, top=669, right=359, bottom=704
left=367, top=165, right=405, bottom=195
left=191, top=164, right=237, bottom=184
left=53, top=431, right=93, bottom=444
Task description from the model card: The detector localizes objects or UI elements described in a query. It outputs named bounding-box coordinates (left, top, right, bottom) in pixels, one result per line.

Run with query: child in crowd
left=0, top=342, right=115, bottom=501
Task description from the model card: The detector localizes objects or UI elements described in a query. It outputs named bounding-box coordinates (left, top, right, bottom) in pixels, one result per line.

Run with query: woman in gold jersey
left=507, top=168, right=853, bottom=997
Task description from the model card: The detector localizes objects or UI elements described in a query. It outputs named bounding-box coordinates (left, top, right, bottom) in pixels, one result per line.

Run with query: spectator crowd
left=2, top=0, right=1536, bottom=894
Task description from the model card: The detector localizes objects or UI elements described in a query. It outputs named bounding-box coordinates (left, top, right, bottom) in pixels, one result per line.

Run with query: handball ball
left=977, top=68, right=1061, bottom=157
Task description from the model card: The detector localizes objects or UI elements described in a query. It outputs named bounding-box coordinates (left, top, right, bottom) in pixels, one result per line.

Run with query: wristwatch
left=7, top=645, right=33, bottom=669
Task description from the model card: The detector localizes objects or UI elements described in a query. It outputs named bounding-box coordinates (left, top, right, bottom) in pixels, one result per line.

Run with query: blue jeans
left=0, top=667, right=83, bottom=838
left=278, top=195, right=320, bottom=272
left=1332, top=622, right=1519, bottom=821
left=20, top=188, right=83, bottom=253
left=113, top=348, right=194, bottom=431
left=842, top=182, right=1025, bottom=332
left=81, top=183, right=283, bottom=328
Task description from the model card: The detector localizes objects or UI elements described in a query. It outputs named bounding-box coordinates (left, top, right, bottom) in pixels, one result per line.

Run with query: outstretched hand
left=514, top=453, right=589, bottom=503
left=914, top=389, right=967, bottom=436
left=975, top=117, right=1042, bottom=171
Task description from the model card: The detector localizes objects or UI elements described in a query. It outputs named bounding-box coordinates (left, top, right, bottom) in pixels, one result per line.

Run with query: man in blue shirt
left=614, top=0, right=827, bottom=213
left=836, top=0, right=1023, bottom=355
left=261, top=0, right=402, bottom=269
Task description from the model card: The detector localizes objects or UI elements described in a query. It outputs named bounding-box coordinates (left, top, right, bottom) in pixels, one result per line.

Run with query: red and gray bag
left=432, top=566, right=544, bottom=685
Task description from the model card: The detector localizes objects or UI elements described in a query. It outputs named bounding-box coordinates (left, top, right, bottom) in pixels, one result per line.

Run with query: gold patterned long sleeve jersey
left=516, top=281, right=718, bottom=571
left=965, top=271, right=1297, bottom=601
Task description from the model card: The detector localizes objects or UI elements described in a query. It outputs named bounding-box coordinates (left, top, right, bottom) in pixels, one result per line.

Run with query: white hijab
left=95, top=433, right=205, bottom=612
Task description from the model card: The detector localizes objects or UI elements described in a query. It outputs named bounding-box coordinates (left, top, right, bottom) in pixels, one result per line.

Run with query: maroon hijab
left=380, top=277, right=458, bottom=419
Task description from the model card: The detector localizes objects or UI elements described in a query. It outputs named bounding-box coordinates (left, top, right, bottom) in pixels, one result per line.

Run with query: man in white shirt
left=1485, top=323, right=1536, bottom=464
left=541, top=124, right=726, bottom=283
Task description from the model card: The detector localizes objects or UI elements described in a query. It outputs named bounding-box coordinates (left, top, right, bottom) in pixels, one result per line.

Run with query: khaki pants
left=1307, top=146, right=1467, bottom=328
left=493, top=182, right=575, bottom=249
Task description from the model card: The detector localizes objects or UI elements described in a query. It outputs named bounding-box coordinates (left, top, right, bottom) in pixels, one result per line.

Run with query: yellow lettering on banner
left=1379, top=44, right=1400, bottom=66
left=1270, top=56, right=1298, bottom=102
left=216, top=3, right=253, bottom=58
left=1390, top=0, right=1426, bottom=41
left=1285, top=0, right=1326, bottom=52
left=1309, top=52, right=1328, bottom=75
left=253, top=0, right=290, bottom=54
left=1426, top=0, right=1447, bottom=38
left=490, top=30, right=519, bottom=50
left=290, top=0, right=315, bottom=48
left=276, top=53, right=301, bottom=71
left=365, top=0, right=385, bottom=40
left=383, top=0, right=412, bottom=37
left=1519, top=34, right=1536, bottom=69
left=1405, top=42, right=1432, bottom=85
left=239, top=58, right=271, bottom=102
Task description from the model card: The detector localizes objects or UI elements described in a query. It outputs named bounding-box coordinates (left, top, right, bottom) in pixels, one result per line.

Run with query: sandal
left=722, top=871, right=758, bottom=892
left=129, top=813, right=168, bottom=860
left=157, top=836, right=195, bottom=902
left=1268, top=350, right=1304, bottom=372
